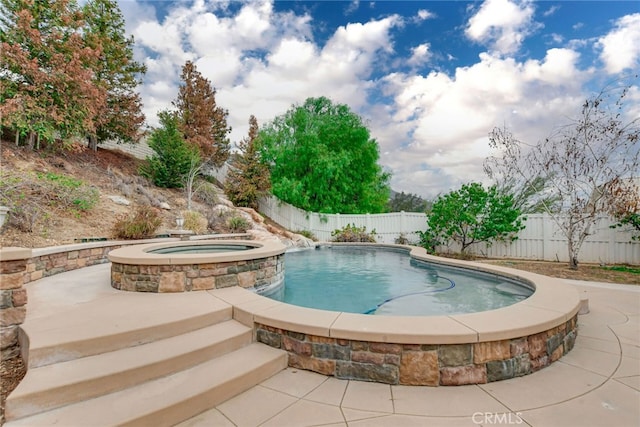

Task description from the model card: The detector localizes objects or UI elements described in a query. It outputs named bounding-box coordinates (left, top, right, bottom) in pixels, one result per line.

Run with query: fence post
left=542, top=213, right=551, bottom=262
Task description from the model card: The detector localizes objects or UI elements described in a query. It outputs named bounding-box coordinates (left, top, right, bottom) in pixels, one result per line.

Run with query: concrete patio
left=7, top=264, right=640, bottom=426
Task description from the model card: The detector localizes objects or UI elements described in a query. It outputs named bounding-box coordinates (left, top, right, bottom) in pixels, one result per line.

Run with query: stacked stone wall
left=0, top=250, right=30, bottom=360
left=26, top=246, right=117, bottom=284
left=111, top=255, right=284, bottom=292
left=256, top=315, right=578, bottom=386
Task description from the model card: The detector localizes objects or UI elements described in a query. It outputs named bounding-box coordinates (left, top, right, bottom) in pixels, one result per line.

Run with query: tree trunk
left=27, top=132, right=35, bottom=150
left=87, top=135, right=98, bottom=151
left=15, top=132, right=19, bottom=146
left=568, top=244, right=578, bottom=270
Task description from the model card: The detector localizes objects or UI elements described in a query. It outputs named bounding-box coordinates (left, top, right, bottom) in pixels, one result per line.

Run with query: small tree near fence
left=420, top=182, right=525, bottom=254
left=484, top=80, right=640, bottom=269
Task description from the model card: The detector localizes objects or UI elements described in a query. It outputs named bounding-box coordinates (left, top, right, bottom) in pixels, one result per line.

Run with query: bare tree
left=485, top=81, right=640, bottom=269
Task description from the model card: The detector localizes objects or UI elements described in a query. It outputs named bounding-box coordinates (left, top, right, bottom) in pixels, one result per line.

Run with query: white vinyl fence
left=259, top=195, right=427, bottom=244
left=258, top=196, right=639, bottom=265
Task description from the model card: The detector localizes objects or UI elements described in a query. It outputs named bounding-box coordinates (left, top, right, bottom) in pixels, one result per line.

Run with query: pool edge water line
left=210, top=242, right=581, bottom=386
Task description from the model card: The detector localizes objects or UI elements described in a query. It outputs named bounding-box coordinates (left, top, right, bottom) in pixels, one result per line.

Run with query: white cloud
left=543, top=5, right=560, bottom=17
left=377, top=49, right=586, bottom=197
left=408, top=43, right=432, bottom=67
left=417, top=9, right=435, bottom=21
left=465, top=0, right=540, bottom=55
left=597, top=13, right=640, bottom=74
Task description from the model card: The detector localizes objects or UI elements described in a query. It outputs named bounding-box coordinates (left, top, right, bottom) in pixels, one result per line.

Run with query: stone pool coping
left=213, top=243, right=581, bottom=344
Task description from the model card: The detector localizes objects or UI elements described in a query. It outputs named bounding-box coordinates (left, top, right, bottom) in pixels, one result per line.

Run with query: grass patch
left=601, top=265, right=640, bottom=275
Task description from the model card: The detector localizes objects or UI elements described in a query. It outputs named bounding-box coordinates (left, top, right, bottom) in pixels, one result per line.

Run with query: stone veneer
left=111, top=255, right=284, bottom=292
left=256, top=315, right=578, bottom=386
left=0, top=248, right=31, bottom=361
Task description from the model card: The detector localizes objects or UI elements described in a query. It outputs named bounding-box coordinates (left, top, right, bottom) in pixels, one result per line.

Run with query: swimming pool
left=263, top=246, right=533, bottom=315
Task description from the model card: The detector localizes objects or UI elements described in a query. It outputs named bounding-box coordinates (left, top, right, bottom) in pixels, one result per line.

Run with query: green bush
left=111, top=206, right=162, bottom=239
left=227, top=216, right=250, bottom=233
left=331, top=224, right=376, bottom=242
left=140, top=111, right=201, bottom=188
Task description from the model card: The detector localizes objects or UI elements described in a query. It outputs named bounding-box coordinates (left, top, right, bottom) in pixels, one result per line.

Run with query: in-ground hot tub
left=108, top=240, right=286, bottom=292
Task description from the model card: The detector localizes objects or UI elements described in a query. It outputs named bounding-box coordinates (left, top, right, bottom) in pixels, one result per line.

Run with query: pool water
left=263, top=247, right=533, bottom=316
left=148, top=245, right=251, bottom=254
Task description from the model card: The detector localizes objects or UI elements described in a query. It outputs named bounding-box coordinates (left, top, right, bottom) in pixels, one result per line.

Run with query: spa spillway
left=108, top=240, right=286, bottom=293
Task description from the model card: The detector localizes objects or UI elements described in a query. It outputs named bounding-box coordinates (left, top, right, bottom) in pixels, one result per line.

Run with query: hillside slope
left=0, top=142, right=305, bottom=249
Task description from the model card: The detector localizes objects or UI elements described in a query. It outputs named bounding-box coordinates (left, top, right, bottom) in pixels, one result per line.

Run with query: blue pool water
left=262, top=246, right=533, bottom=316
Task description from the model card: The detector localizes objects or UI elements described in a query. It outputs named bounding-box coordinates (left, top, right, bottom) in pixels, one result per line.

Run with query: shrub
left=331, top=224, right=376, bottom=243
left=227, top=216, right=250, bottom=233
left=394, top=232, right=409, bottom=245
left=418, top=229, right=439, bottom=254
left=195, top=181, right=219, bottom=206
left=111, top=206, right=162, bottom=239
left=182, top=210, right=208, bottom=234
left=140, top=111, right=201, bottom=188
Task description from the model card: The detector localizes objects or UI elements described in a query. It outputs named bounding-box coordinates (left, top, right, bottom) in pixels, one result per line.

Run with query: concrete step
left=22, top=291, right=233, bottom=368
left=6, top=343, right=288, bottom=427
left=6, top=320, right=253, bottom=420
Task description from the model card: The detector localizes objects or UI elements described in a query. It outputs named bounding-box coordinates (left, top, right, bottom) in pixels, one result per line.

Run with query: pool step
left=22, top=291, right=233, bottom=368
left=6, top=343, right=287, bottom=426
left=5, top=320, right=253, bottom=420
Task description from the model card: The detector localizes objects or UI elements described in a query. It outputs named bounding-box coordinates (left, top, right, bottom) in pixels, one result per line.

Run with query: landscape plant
left=225, top=115, right=271, bottom=210
left=331, top=224, right=377, bottom=243
left=1, top=0, right=145, bottom=150
left=423, top=182, right=525, bottom=254
left=484, top=81, right=640, bottom=268
left=140, top=111, right=201, bottom=188
left=173, top=60, right=230, bottom=167
left=181, top=210, right=207, bottom=234
left=82, top=0, right=146, bottom=149
left=257, top=97, right=390, bottom=214
left=111, top=205, right=162, bottom=239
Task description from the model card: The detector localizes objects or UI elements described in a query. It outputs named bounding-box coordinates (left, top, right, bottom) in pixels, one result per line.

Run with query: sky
left=117, top=0, right=640, bottom=198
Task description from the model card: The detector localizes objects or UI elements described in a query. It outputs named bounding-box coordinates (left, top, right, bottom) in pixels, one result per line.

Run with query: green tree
left=82, top=0, right=146, bottom=150
left=173, top=60, right=230, bottom=167
left=422, top=182, right=525, bottom=254
left=258, top=97, right=390, bottom=214
left=225, top=115, right=271, bottom=210
left=387, top=191, right=429, bottom=212
left=0, top=0, right=106, bottom=148
left=140, top=111, right=200, bottom=188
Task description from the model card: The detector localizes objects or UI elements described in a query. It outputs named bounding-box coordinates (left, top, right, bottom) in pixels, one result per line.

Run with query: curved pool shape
left=108, top=239, right=286, bottom=293
left=218, top=242, right=580, bottom=386
left=264, top=246, right=533, bottom=315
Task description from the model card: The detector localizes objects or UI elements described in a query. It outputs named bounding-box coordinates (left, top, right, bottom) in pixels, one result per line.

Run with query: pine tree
left=82, top=0, right=146, bottom=150
left=140, top=111, right=201, bottom=188
left=173, top=61, right=231, bottom=167
left=0, top=0, right=106, bottom=148
left=225, top=115, right=271, bottom=209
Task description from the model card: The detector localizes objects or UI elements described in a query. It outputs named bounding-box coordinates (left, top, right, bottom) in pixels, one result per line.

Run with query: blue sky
left=118, top=0, right=640, bottom=198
